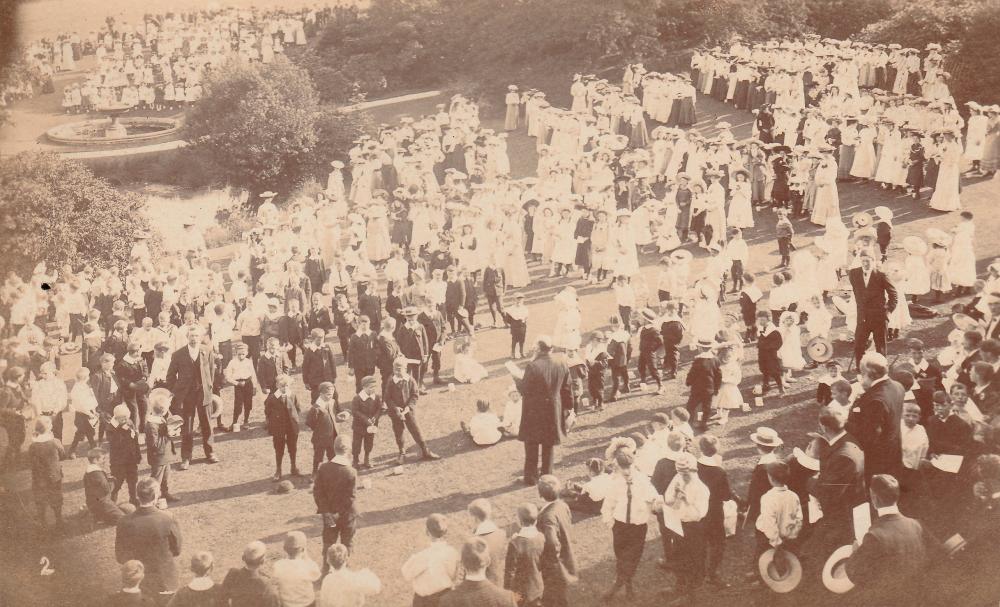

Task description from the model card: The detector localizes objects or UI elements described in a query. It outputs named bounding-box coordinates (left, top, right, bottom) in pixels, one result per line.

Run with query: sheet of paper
left=964, top=401, right=984, bottom=423
left=504, top=361, right=524, bottom=380
left=853, top=503, right=871, bottom=543
left=809, top=495, right=823, bottom=523
left=661, top=507, right=684, bottom=537
left=432, top=343, right=443, bottom=353
left=932, top=454, right=964, bottom=474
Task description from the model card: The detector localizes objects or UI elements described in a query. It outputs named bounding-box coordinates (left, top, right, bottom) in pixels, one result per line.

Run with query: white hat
left=758, top=549, right=802, bottom=593
left=822, top=545, right=856, bottom=594
left=750, top=427, right=783, bottom=447
left=873, top=206, right=893, bottom=221
left=330, top=160, right=345, bottom=169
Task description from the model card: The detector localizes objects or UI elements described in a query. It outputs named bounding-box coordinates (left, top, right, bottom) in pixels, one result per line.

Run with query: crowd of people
left=2, top=28, right=1000, bottom=607
left=1, top=4, right=336, bottom=114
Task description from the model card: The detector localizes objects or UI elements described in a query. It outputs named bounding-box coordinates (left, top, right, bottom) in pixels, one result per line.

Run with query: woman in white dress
left=551, top=209, right=578, bottom=276
left=901, top=236, right=931, bottom=302
left=552, top=287, right=582, bottom=352
left=949, top=217, right=977, bottom=291
left=499, top=213, right=530, bottom=288
left=590, top=210, right=613, bottom=281
left=630, top=200, right=654, bottom=251
left=689, top=281, right=722, bottom=345
left=533, top=206, right=555, bottom=261
left=929, top=133, right=962, bottom=212
left=850, top=122, right=877, bottom=180
left=810, top=157, right=840, bottom=227
left=726, top=170, right=754, bottom=229
left=610, top=211, right=640, bottom=278
left=365, top=204, right=391, bottom=265
left=884, top=263, right=912, bottom=340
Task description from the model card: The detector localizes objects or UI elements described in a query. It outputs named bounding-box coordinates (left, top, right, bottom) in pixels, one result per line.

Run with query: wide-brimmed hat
left=903, top=236, right=927, bottom=256
left=402, top=306, right=419, bottom=317
left=807, top=336, right=833, bottom=362
left=758, top=548, right=803, bottom=593
left=670, top=249, right=693, bottom=264
left=793, top=447, right=820, bottom=471
left=926, top=227, right=950, bottom=247
left=640, top=308, right=658, bottom=323
left=952, top=313, right=980, bottom=332
left=750, top=427, right=783, bottom=447
left=873, top=206, right=893, bottom=222
left=822, top=545, right=856, bottom=594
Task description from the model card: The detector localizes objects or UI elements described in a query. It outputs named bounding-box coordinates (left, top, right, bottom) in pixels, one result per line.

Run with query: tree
left=948, top=2, right=1000, bottom=106
left=0, top=152, right=146, bottom=278
left=807, top=0, right=891, bottom=39
left=184, top=55, right=366, bottom=208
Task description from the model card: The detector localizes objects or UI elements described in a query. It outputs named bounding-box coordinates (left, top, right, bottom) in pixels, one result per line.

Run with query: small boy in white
left=461, top=399, right=503, bottom=446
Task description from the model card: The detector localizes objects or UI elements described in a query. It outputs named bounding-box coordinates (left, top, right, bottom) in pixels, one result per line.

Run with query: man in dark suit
left=844, top=474, right=936, bottom=605
left=810, top=406, right=865, bottom=548
left=955, top=330, right=983, bottom=391
left=164, top=325, right=217, bottom=468
left=970, top=361, right=1000, bottom=418
left=440, top=538, right=517, bottom=607
left=849, top=251, right=897, bottom=366
left=536, top=475, right=577, bottom=607
left=115, top=341, right=150, bottom=432
left=264, top=373, right=303, bottom=480
left=397, top=307, right=430, bottom=388
left=445, top=269, right=467, bottom=333
left=846, top=352, right=904, bottom=478
left=356, top=280, right=382, bottom=334
left=305, top=381, right=340, bottom=479
left=697, top=435, right=736, bottom=587
left=419, top=303, right=447, bottom=385
left=982, top=293, right=1000, bottom=340
left=517, top=337, right=573, bottom=485
left=374, top=318, right=401, bottom=392
left=91, top=353, right=123, bottom=443
left=115, top=478, right=183, bottom=600
left=314, top=436, right=358, bottom=573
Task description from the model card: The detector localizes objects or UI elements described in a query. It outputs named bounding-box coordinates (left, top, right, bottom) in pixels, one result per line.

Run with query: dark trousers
left=760, top=364, right=784, bottom=393
left=777, top=236, right=792, bottom=266
left=180, top=395, right=213, bottom=462
left=150, top=463, right=170, bottom=497
left=511, top=328, right=526, bottom=358
left=637, top=353, right=660, bottom=387
left=610, top=365, right=629, bottom=399
left=686, top=392, right=713, bottom=424
left=657, top=518, right=681, bottom=566
left=540, top=576, right=568, bottom=607
left=426, top=350, right=442, bottom=380
left=730, top=260, right=744, bottom=291
left=232, top=382, right=253, bottom=425
left=523, top=441, right=554, bottom=480
left=407, top=362, right=424, bottom=386
left=612, top=521, right=647, bottom=584
left=854, top=315, right=887, bottom=367
left=321, top=514, right=357, bottom=572
left=352, top=425, right=375, bottom=461
left=662, top=342, right=679, bottom=375
left=676, top=520, right=705, bottom=592
left=272, top=430, right=298, bottom=470
left=242, top=335, right=262, bottom=368
left=704, top=519, right=725, bottom=578
left=312, top=439, right=335, bottom=474
left=111, top=465, right=139, bottom=504
left=618, top=305, right=632, bottom=331
left=125, top=394, right=148, bottom=432
left=391, top=411, right=426, bottom=452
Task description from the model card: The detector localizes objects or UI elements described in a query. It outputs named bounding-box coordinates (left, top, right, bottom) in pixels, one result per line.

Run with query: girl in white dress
left=850, top=122, right=877, bottom=179
left=726, top=170, right=754, bottom=229
left=551, top=209, right=578, bottom=277
left=365, top=203, right=391, bottom=265
left=500, top=214, right=530, bottom=288
left=713, top=346, right=743, bottom=426
left=656, top=201, right=681, bottom=253
left=884, top=263, right=912, bottom=341
left=630, top=200, right=654, bottom=252
left=902, top=237, right=931, bottom=302
left=929, top=133, right=963, bottom=212
left=552, top=287, right=582, bottom=352
left=610, top=212, right=640, bottom=278
left=810, top=157, right=840, bottom=227
left=778, top=311, right=805, bottom=382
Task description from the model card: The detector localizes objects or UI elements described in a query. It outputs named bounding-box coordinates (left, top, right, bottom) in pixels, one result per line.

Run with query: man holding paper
left=842, top=474, right=935, bottom=605
left=846, top=352, right=904, bottom=479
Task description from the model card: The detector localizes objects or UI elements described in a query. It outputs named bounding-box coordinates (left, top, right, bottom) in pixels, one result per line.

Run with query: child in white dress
left=713, top=346, right=743, bottom=426
left=777, top=311, right=805, bottom=383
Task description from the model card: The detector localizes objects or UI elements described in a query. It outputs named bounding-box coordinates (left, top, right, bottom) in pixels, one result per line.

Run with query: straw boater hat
left=758, top=548, right=802, bottom=593
left=822, top=544, right=856, bottom=594
left=873, top=206, right=893, bottom=222
left=330, top=160, right=345, bottom=169
left=402, top=306, right=419, bottom=317
left=750, top=427, right=783, bottom=448
left=260, top=191, right=277, bottom=199
left=903, top=236, right=927, bottom=256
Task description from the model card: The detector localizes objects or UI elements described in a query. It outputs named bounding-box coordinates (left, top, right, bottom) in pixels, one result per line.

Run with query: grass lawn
left=1, top=94, right=998, bottom=607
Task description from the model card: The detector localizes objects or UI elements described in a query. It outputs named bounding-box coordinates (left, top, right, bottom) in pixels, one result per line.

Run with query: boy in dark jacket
left=504, top=503, right=546, bottom=607
left=637, top=309, right=664, bottom=394
left=756, top=312, right=784, bottom=395
left=301, top=328, right=338, bottom=404
left=28, top=416, right=65, bottom=532
left=607, top=317, right=631, bottom=402
left=351, top=375, right=384, bottom=469
left=775, top=208, right=794, bottom=268
left=305, top=382, right=340, bottom=479
left=659, top=302, right=685, bottom=379
left=84, top=447, right=125, bottom=524
left=256, top=337, right=286, bottom=397
left=586, top=332, right=609, bottom=411
left=483, top=263, right=506, bottom=328
left=686, top=339, right=721, bottom=429
left=145, top=390, right=179, bottom=503
left=107, top=404, right=142, bottom=506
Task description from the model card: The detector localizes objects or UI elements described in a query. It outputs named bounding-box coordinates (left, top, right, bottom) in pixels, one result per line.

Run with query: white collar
left=697, top=454, right=722, bottom=467
left=188, top=577, right=214, bottom=591
left=86, top=463, right=104, bottom=474
left=474, top=520, right=499, bottom=536
left=358, top=391, right=372, bottom=400
left=464, top=571, right=487, bottom=582
left=876, top=505, right=900, bottom=517
left=759, top=452, right=778, bottom=465
left=121, top=587, right=141, bottom=594
left=868, top=376, right=888, bottom=388
left=123, top=353, right=139, bottom=364
left=332, top=454, right=351, bottom=466
left=825, top=430, right=847, bottom=445
left=32, top=433, right=54, bottom=443
left=515, top=526, right=540, bottom=539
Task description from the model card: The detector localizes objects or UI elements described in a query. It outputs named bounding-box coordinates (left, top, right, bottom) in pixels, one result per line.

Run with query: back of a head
left=517, top=503, right=539, bottom=527
left=698, top=434, right=719, bottom=457
left=666, top=430, right=685, bottom=452
left=861, top=352, right=888, bottom=380
left=869, top=474, right=900, bottom=507
left=818, top=406, right=844, bottom=433
left=426, top=513, right=448, bottom=539
left=136, top=477, right=159, bottom=506
left=765, top=461, right=790, bottom=486
left=333, top=435, right=350, bottom=456
left=326, top=543, right=349, bottom=571
left=467, top=498, right=491, bottom=522
left=242, top=541, right=267, bottom=569
left=461, top=537, right=491, bottom=573
left=190, top=551, right=213, bottom=577
left=537, top=475, right=561, bottom=501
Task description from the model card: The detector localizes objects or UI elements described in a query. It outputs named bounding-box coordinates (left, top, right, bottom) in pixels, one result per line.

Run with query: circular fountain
left=45, top=104, right=182, bottom=146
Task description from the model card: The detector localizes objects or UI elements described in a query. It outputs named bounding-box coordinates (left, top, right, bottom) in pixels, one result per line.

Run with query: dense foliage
left=0, top=152, right=146, bottom=277
left=184, top=55, right=368, bottom=208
